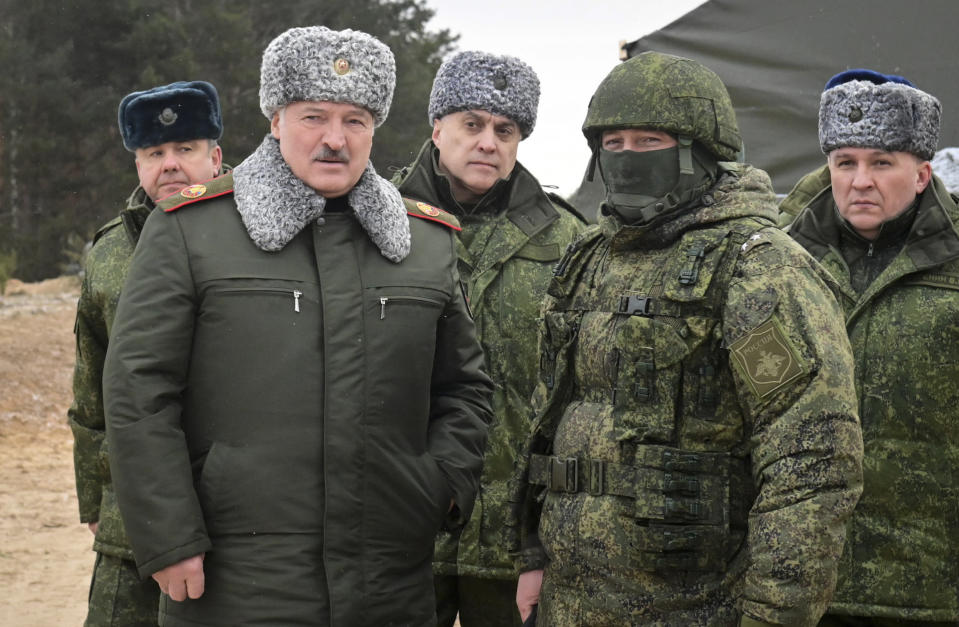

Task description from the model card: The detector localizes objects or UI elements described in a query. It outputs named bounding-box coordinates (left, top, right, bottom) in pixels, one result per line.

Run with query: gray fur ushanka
left=819, top=79, right=940, bottom=159
left=258, top=25, right=395, bottom=125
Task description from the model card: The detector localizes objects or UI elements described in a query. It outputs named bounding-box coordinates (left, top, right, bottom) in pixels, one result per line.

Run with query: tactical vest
left=523, top=217, right=766, bottom=573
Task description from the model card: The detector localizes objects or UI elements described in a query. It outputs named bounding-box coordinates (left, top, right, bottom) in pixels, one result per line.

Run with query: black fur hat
left=118, top=81, right=223, bottom=152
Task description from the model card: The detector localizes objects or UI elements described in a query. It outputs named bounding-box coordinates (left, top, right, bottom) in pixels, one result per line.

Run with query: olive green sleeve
left=68, top=273, right=109, bottom=523
left=104, top=209, right=211, bottom=577
left=724, top=233, right=863, bottom=626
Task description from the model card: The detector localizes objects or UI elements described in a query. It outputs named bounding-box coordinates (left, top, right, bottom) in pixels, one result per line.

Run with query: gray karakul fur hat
left=118, top=81, right=222, bottom=152
left=428, top=50, right=540, bottom=138
left=259, top=26, right=395, bottom=126
left=819, top=68, right=941, bottom=160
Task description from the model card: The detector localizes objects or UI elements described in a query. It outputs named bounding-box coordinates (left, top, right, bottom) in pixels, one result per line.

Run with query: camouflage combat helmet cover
left=583, top=51, right=742, bottom=161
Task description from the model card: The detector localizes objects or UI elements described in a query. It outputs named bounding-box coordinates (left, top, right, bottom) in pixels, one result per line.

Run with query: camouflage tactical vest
left=524, top=217, right=766, bottom=573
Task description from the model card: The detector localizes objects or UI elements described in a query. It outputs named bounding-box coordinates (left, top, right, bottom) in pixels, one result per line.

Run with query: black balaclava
left=597, top=135, right=720, bottom=225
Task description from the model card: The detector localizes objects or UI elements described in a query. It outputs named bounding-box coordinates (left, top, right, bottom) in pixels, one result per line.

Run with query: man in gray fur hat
left=392, top=50, right=585, bottom=627
left=785, top=69, right=959, bottom=625
left=102, top=26, right=492, bottom=626
left=70, top=80, right=225, bottom=627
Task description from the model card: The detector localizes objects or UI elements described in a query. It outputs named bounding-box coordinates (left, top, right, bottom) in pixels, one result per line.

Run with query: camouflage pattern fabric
left=788, top=172, right=959, bottom=622
left=777, top=164, right=830, bottom=228
left=70, top=184, right=154, bottom=559
left=511, top=164, right=863, bottom=627
left=393, top=140, right=585, bottom=603
left=69, top=185, right=157, bottom=624
left=85, top=553, right=159, bottom=627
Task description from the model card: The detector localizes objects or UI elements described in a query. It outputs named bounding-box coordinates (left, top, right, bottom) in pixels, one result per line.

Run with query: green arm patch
left=403, top=197, right=461, bottom=231
left=515, top=241, right=561, bottom=262
left=729, top=316, right=807, bottom=398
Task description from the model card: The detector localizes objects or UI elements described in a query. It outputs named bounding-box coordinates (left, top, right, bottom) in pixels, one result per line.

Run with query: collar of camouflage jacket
left=790, top=173, right=959, bottom=271
left=599, top=163, right=779, bottom=250
left=394, top=138, right=560, bottom=238
left=233, top=135, right=410, bottom=262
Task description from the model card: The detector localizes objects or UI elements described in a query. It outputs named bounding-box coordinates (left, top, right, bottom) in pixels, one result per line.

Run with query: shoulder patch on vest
left=729, top=316, right=807, bottom=398
left=158, top=173, right=234, bottom=213
left=403, top=197, right=461, bottom=231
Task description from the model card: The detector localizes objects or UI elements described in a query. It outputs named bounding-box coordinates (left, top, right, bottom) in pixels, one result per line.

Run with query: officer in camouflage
left=785, top=69, right=959, bottom=625
left=392, top=50, right=585, bottom=627
left=69, top=81, right=224, bottom=626
left=508, top=51, right=864, bottom=626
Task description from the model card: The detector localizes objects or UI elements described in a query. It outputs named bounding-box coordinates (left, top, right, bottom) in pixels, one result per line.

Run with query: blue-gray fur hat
left=819, top=68, right=941, bottom=160
left=118, top=81, right=222, bottom=152
left=259, top=26, right=395, bottom=127
left=428, top=51, right=540, bottom=138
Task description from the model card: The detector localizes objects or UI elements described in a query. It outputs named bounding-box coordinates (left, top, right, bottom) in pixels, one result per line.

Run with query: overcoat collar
left=233, top=135, right=410, bottom=262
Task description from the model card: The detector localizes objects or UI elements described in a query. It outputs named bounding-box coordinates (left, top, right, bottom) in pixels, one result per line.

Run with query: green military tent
left=572, top=0, right=959, bottom=216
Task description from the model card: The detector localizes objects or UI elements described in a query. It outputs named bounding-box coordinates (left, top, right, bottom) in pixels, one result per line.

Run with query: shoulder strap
left=91, top=216, right=123, bottom=246
left=403, top=197, right=461, bottom=231
left=157, top=173, right=235, bottom=213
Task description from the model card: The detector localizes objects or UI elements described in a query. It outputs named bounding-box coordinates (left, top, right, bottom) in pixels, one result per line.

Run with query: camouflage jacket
left=393, top=140, right=586, bottom=579
left=777, top=164, right=830, bottom=228
left=70, top=167, right=229, bottom=559
left=69, top=185, right=155, bottom=559
left=788, top=173, right=959, bottom=621
left=510, top=164, right=863, bottom=626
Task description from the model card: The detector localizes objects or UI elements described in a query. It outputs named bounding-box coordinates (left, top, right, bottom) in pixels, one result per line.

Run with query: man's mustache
left=313, top=147, right=349, bottom=162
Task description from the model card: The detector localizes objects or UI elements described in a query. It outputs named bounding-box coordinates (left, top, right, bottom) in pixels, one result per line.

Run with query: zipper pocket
left=378, top=295, right=444, bottom=320
left=219, top=287, right=304, bottom=313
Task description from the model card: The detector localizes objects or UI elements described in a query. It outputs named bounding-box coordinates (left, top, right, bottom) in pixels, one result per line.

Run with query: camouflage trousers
left=819, top=615, right=958, bottom=626
left=434, top=574, right=522, bottom=627
left=85, top=552, right=159, bottom=627
left=537, top=559, right=741, bottom=626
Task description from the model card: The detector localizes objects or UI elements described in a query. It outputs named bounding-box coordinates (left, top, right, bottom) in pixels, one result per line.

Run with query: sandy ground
left=0, top=277, right=91, bottom=625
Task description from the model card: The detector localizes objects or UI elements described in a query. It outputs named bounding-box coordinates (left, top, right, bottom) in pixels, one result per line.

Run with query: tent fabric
left=571, top=0, right=959, bottom=217
left=627, top=0, right=959, bottom=191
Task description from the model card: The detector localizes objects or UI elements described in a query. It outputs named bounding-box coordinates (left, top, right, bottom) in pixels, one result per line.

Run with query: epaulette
left=92, top=215, right=123, bottom=246
left=403, top=197, right=461, bottom=231
left=157, top=172, right=235, bottom=213
left=740, top=231, right=775, bottom=255
left=545, top=191, right=589, bottom=224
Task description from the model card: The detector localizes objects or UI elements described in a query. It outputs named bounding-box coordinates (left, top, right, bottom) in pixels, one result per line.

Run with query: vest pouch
left=626, top=445, right=731, bottom=572
left=539, top=310, right=579, bottom=391
left=676, top=318, right=746, bottom=451
left=531, top=310, right=583, bottom=443
left=611, top=314, right=689, bottom=443
left=660, top=229, right=733, bottom=304
left=660, top=229, right=746, bottom=450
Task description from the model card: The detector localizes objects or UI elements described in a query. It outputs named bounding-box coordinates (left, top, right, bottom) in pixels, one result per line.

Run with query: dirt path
left=0, top=279, right=91, bottom=625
